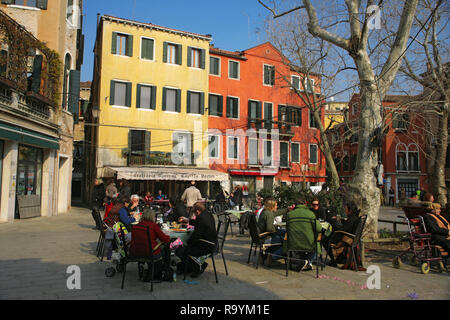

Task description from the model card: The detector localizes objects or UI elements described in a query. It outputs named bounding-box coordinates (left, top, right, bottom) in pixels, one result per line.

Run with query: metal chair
left=247, top=214, right=279, bottom=269
left=285, top=216, right=324, bottom=278
left=119, top=224, right=163, bottom=292
left=325, top=215, right=368, bottom=271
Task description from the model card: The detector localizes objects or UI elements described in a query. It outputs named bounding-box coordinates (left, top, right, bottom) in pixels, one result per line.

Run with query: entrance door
left=397, top=179, right=418, bottom=200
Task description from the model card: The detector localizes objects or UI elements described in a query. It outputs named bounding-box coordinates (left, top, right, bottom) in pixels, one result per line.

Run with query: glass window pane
left=209, top=95, right=218, bottom=115
left=166, top=89, right=176, bottom=111
left=190, top=92, right=200, bottom=114
left=209, top=135, right=218, bottom=158
left=310, top=144, right=318, bottom=164
left=140, top=86, right=151, bottom=109
left=291, top=143, right=299, bottom=163
left=210, top=57, right=219, bottom=75
left=114, top=82, right=127, bottom=106
left=248, top=139, right=258, bottom=165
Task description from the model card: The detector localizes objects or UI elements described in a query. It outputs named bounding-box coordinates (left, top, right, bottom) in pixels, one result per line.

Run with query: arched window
left=62, top=53, right=71, bottom=110
left=396, top=143, right=408, bottom=171
left=396, top=143, right=419, bottom=172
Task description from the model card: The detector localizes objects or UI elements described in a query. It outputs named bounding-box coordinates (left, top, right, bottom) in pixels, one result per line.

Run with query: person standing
left=388, top=187, right=395, bottom=207
left=105, top=179, right=118, bottom=201
left=181, top=181, right=202, bottom=218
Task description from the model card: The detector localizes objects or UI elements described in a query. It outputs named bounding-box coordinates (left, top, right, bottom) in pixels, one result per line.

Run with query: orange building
left=333, top=94, right=428, bottom=205
left=207, top=42, right=326, bottom=197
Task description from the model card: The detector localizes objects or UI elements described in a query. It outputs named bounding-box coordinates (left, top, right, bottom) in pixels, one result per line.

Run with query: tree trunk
left=347, top=81, right=382, bottom=239
left=431, top=104, right=448, bottom=206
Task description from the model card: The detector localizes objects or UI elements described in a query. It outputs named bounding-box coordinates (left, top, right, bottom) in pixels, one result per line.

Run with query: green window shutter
left=136, top=84, right=141, bottom=108
left=31, top=54, right=43, bottom=93
left=163, top=42, right=168, bottom=63
left=256, top=101, right=262, bottom=119
left=128, top=130, right=132, bottom=155
left=36, top=0, right=47, bottom=9
left=297, top=108, right=302, bottom=126
left=150, top=86, right=156, bottom=110
left=218, top=95, right=223, bottom=117
left=271, top=67, right=275, bottom=85
left=186, top=91, right=191, bottom=113
left=233, top=98, right=238, bottom=118
left=200, top=92, right=205, bottom=115
left=141, top=38, right=153, bottom=60
left=111, top=32, right=117, bottom=54
left=126, top=35, right=133, bottom=57
left=278, top=105, right=283, bottom=122
left=162, top=87, right=167, bottom=111
left=110, top=80, right=115, bottom=105
left=187, top=47, right=192, bottom=67
left=176, top=44, right=182, bottom=65
left=125, top=82, right=132, bottom=107
left=200, top=49, right=206, bottom=69
left=226, top=97, right=232, bottom=118
left=176, top=89, right=181, bottom=112
left=68, top=70, right=81, bottom=123
left=144, top=131, right=151, bottom=163
left=1, top=0, right=14, bottom=4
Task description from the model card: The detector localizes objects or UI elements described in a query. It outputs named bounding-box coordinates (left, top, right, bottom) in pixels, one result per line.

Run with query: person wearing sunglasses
left=309, top=198, right=326, bottom=221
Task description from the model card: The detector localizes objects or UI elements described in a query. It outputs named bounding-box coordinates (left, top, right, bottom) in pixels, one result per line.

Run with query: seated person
left=128, top=194, right=143, bottom=214
left=309, top=198, right=327, bottom=221
left=116, top=196, right=136, bottom=231
left=257, top=198, right=289, bottom=266
left=166, top=197, right=189, bottom=223
left=144, top=192, right=154, bottom=206
left=424, top=203, right=450, bottom=254
left=324, top=199, right=361, bottom=266
left=175, top=202, right=217, bottom=278
left=129, top=208, right=171, bottom=277
left=155, top=190, right=167, bottom=200
left=284, top=197, right=323, bottom=271
left=422, top=193, right=434, bottom=208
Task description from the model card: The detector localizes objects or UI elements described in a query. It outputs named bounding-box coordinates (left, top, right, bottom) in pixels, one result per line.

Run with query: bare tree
left=260, top=0, right=419, bottom=238
left=396, top=0, right=449, bottom=205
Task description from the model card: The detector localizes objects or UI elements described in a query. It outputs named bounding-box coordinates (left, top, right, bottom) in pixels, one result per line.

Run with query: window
left=392, top=113, right=409, bottom=130
left=263, top=102, right=273, bottom=129
left=7, top=0, right=46, bottom=9
left=162, top=87, right=181, bottom=112
left=303, top=77, right=314, bottom=92
left=187, top=91, right=204, bottom=115
left=396, top=143, right=419, bottom=171
left=248, top=100, right=261, bottom=120
left=226, top=96, right=239, bottom=119
left=248, top=138, right=258, bottom=165
left=208, top=94, right=223, bottom=116
left=309, top=144, right=318, bottom=164
left=280, top=142, right=289, bottom=168
left=141, top=38, right=154, bottom=60
left=210, top=56, right=220, bottom=76
left=352, top=103, right=358, bottom=115
left=228, top=136, right=239, bottom=160
left=188, top=47, right=205, bottom=69
left=66, top=0, right=73, bottom=22
left=309, top=109, right=321, bottom=128
left=163, top=42, right=182, bottom=65
left=262, top=140, right=272, bottom=166
left=173, top=132, right=192, bottom=161
left=110, top=80, right=131, bottom=107
left=136, top=84, right=156, bottom=109
left=263, top=64, right=275, bottom=86
left=208, top=135, right=220, bottom=159
left=229, top=60, right=239, bottom=79
left=291, top=143, right=300, bottom=163
left=130, top=130, right=146, bottom=153
left=291, top=75, right=300, bottom=90
left=289, top=106, right=302, bottom=126
left=112, top=32, right=133, bottom=57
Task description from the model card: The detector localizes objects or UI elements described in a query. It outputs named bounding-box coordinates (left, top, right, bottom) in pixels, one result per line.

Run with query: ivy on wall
left=0, top=10, right=62, bottom=106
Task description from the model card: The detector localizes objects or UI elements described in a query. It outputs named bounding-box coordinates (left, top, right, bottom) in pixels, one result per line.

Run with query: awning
left=0, top=122, right=59, bottom=149
left=103, top=166, right=229, bottom=182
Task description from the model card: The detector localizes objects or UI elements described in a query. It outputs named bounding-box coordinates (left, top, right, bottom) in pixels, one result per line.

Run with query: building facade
left=208, top=42, right=326, bottom=198
left=0, top=1, right=83, bottom=222
left=86, top=15, right=227, bottom=202
left=332, top=94, right=429, bottom=205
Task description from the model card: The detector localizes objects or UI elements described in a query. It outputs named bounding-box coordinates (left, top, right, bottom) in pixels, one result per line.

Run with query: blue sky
left=80, top=0, right=270, bottom=82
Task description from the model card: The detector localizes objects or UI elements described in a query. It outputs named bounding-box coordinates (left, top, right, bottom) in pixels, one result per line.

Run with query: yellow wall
left=97, top=19, right=210, bottom=169
left=325, top=102, right=347, bottom=129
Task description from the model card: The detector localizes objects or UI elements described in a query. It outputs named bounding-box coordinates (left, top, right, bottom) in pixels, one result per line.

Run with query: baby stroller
left=392, top=206, right=448, bottom=274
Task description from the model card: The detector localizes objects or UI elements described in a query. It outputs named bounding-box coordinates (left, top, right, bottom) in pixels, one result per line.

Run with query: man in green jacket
left=283, top=198, right=323, bottom=271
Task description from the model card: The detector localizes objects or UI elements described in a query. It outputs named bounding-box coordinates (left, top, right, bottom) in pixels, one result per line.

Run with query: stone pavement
left=0, top=206, right=448, bottom=300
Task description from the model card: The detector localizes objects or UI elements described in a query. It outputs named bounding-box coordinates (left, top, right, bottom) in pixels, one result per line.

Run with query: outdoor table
left=165, top=228, right=193, bottom=245
left=224, top=209, right=248, bottom=220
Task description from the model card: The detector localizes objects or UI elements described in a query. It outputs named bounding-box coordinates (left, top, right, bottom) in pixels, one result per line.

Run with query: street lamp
left=91, top=105, right=100, bottom=120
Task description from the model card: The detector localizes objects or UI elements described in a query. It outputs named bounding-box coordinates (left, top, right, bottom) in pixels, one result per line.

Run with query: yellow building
left=87, top=15, right=227, bottom=199
left=325, top=101, right=347, bottom=129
